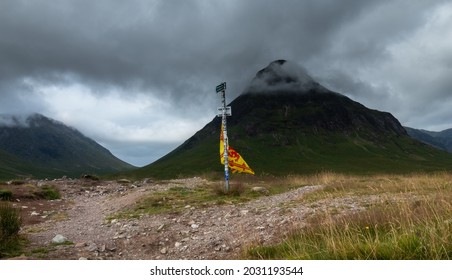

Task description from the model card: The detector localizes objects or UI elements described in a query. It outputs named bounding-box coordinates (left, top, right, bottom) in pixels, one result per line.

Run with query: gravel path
left=21, top=178, right=328, bottom=259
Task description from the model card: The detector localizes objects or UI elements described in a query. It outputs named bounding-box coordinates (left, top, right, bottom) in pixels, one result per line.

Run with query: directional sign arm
left=216, top=82, right=226, bottom=93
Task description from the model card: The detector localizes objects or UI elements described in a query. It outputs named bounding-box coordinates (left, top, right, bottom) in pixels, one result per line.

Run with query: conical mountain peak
left=134, top=60, right=452, bottom=178
left=245, top=60, right=323, bottom=94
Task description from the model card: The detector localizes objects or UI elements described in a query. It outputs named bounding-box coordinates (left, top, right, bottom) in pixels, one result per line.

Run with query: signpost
left=216, top=106, right=231, bottom=117
left=216, top=82, right=230, bottom=192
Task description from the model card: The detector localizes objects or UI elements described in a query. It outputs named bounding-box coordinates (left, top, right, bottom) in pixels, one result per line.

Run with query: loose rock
left=52, top=234, right=68, bottom=244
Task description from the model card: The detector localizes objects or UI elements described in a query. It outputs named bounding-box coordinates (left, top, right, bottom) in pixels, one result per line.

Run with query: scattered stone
left=30, top=211, right=40, bottom=216
left=52, top=234, right=68, bottom=244
left=79, top=257, right=88, bottom=260
left=191, top=224, right=199, bottom=229
left=175, top=242, right=182, bottom=248
left=75, top=242, right=86, bottom=248
left=142, top=178, right=153, bottom=184
left=86, top=242, right=98, bottom=252
left=113, top=234, right=125, bottom=240
left=179, top=230, right=190, bottom=236
left=157, top=224, right=165, bottom=232
left=160, top=247, right=168, bottom=254
left=240, top=210, right=249, bottom=216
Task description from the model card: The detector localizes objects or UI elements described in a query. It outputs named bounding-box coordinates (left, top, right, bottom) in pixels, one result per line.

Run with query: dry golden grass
left=246, top=172, right=452, bottom=259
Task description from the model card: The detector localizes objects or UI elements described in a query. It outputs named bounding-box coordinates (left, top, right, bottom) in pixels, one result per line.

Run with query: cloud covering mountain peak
left=244, top=60, right=324, bottom=94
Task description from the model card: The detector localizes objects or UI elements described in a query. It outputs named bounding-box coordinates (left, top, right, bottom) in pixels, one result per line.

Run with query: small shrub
left=9, top=180, right=25, bottom=185
left=42, top=185, right=61, bottom=200
left=34, top=185, right=61, bottom=200
left=0, top=203, right=21, bottom=238
left=0, top=202, right=22, bottom=258
left=81, top=174, right=99, bottom=181
left=0, top=189, right=13, bottom=201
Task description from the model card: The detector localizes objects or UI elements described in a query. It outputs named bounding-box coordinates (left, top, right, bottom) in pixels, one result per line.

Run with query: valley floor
left=7, top=173, right=451, bottom=260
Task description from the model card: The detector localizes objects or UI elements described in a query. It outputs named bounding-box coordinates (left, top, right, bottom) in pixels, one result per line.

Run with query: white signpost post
left=216, top=82, right=230, bottom=193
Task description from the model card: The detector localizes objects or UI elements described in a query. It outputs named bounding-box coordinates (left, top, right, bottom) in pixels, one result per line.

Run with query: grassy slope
left=0, top=149, right=56, bottom=180
left=129, top=130, right=452, bottom=179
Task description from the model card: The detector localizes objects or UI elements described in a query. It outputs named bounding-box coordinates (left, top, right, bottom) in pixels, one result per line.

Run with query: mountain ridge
left=0, top=113, right=135, bottom=179
left=405, top=126, right=452, bottom=152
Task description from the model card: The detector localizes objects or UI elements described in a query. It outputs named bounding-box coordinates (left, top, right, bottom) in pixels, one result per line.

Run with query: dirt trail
left=18, top=178, right=332, bottom=259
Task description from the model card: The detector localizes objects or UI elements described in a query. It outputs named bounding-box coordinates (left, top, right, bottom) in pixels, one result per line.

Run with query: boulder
left=52, top=234, right=68, bottom=244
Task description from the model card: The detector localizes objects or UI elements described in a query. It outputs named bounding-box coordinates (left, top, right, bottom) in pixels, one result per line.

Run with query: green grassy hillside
left=130, top=128, right=452, bottom=179
left=0, top=149, right=60, bottom=180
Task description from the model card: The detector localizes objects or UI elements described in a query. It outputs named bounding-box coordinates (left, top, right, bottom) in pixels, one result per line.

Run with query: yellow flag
left=220, top=125, right=255, bottom=175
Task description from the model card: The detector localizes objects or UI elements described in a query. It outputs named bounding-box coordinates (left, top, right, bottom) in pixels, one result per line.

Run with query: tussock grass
left=34, top=185, right=61, bottom=200
left=246, top=172, right=452, bottom=260
left=0, top=202, right=23, bottom=258
left=0, top=189, right=13, bottom=201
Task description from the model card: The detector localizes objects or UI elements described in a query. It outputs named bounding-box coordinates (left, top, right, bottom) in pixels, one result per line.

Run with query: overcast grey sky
left=1, top=0, right=452, bottom=166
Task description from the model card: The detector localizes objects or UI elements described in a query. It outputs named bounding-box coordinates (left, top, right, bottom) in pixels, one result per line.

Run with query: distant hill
left=0, top=114, right=135, bottom=179
left=131, top=60, right=452, bottom=179
left=405, top=127, right=452, bottom=152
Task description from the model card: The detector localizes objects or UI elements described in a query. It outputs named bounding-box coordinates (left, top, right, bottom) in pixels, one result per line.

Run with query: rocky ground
left=7, top=177, right=367, bottom=260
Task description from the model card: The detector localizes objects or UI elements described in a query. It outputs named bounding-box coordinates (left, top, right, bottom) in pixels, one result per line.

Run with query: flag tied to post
left=220, top=125, right=255, bottom=175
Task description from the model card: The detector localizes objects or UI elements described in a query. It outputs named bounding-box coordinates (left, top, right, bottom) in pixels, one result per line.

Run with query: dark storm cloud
left=1, top=0, right=451, bottom=164
left=0, top=0, right=382, bottom=101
